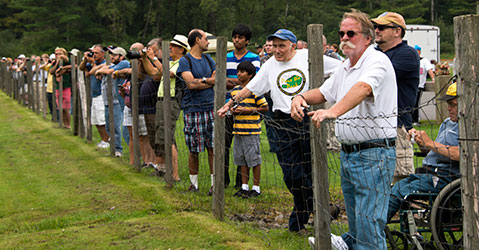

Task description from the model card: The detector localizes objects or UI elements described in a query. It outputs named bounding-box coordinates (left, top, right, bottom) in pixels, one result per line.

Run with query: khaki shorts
left=394, top=126, right=414, bottom=181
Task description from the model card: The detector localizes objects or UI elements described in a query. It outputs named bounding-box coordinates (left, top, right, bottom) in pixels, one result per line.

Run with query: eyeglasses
left=338, top=30, right=358, bottom=38
left=374, top=24, right=397, bottom=31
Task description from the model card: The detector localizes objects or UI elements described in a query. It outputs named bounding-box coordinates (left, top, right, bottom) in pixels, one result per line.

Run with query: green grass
left=0, top=91, right=312, bottom=249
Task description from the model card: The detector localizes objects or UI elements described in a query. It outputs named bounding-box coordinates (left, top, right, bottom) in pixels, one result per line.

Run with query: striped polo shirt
left=226, top=51, right=260, bottom=102
left=231, top=85, right=268, bottom=135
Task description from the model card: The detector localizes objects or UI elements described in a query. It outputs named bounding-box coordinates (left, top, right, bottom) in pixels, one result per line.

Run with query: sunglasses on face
left=338, top=30, right=358, bottom=38
left=374, top=24, right=397, bottom=31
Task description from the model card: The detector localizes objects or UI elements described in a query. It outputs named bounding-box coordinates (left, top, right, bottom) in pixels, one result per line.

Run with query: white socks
left=252, top=185, right=260, bottom=193
left=189, top=174, right=198, bottom=189
left=242, top=184, right=249, bottom=191
left=242, top=184, right=260, bottom=193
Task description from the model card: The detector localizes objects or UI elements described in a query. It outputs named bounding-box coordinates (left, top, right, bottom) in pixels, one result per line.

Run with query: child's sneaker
left=233, top=189, right=249, bottom=198
left=248, top=190, right=261, bottom=198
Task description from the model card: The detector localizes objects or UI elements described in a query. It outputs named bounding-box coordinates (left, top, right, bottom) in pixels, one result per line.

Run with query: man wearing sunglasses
left=292, top=9, right=397, bottom=250
left=372, top=12, right=420, bottom=184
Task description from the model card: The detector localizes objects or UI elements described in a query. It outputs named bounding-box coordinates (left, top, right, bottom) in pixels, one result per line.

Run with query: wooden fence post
left=130, top=57, right=141, bottom=171
left=162, top=41, right=174, bottom=187
left=212, top=36, right=226, bottom=220
left=34, top=61, right=40, bottom=115
left=85, top=64, right=92, bottom=142
left=58, top=60, right=64, bottom=128
left=76, top=54, right=86, bottom=139
left=454, top=13, right=479, bottom=250
left=71, top=54, right=78, bottom=135
left=308, top=24, right=331, bottom=250
left=435, top=75, right=450, bottom=124
left=42, top=62, right=47, bottom=119
left=131, top=57, right=141, bottom=171
left=26, top=60, right=33, bottom=110
left=105, top=53, right=115, bottom=156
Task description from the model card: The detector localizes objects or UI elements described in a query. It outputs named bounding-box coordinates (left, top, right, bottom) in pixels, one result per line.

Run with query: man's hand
left=410, top=129, right=433, bottom=148
left=307, top=109, right=337, bottom=128
left=217, top=103, right=231, bottom=118
left=291, top=95, right=309, bottom=122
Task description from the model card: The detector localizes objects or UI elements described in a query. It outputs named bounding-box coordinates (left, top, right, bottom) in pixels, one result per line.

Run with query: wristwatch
left=202, top=77, right=207, bottom=83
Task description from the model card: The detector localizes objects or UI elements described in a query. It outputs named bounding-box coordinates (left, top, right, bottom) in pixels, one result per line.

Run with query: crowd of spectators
left=3, top=11, right=455, bottom=249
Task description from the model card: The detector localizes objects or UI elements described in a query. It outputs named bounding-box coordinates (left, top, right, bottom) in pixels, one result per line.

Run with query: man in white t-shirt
left=293, top=10, right=397, bottom=250
left=231, top=28, right=340, bottom=233
left=413, top=44, right=435, bottom=124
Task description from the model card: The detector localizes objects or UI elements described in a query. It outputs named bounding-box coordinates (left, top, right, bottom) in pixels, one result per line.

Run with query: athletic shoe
left=114, top=151, right=122, bottom=157
left=233, top=189, right=249, bottom=198
left=308, top=234, right=348, bottom=250
left=187, top=184, right=199, bottom=192
left=248, top=190, right=261, bottom=198
left=331, top=234, right=348, bottom=250
left=96, top=140, right=110, bottom=148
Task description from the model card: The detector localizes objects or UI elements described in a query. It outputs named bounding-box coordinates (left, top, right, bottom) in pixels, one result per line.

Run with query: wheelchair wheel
left=431, top=178, right=462, bottom=250
left=386, top=229, right=409, bottom=250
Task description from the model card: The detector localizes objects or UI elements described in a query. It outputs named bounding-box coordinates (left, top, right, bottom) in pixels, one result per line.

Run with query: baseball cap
left=49, top=54, right=55, bottom=60
left=110, top=47, right=127, bottom=56
left=438, top=83, right=457, bottom=101
left=69, top=48, right=80, bottom=56
left=18, top=54, right=26, bottom=59
left=371, top=12, right=406, bottom=29
left=414, top=45, right=421, bottom=51
left=171, top=34, right=190, bottom=51
left=267, top=29, right=297, bottom=44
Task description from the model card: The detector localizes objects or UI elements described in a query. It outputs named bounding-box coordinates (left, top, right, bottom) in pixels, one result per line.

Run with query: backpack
left=175, top=54, right=214, bottom=108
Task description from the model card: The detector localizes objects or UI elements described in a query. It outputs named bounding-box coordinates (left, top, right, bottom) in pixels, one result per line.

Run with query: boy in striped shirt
left=218, top=61, right=268, bottom=197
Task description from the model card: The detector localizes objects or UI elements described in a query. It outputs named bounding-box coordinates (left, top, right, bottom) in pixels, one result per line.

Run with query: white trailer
left=404, top=24, right=440, bottom=63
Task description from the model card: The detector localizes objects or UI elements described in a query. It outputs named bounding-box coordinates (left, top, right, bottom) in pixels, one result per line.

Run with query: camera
left=126, top=48, right=147, bottom=60
left=87, top=52, right=94, bottom=57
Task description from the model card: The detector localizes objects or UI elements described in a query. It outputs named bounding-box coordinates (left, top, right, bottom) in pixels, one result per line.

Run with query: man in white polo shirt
left=232, top=28, right=340, bottom=233
left=293, top=10, right=397, bottom=250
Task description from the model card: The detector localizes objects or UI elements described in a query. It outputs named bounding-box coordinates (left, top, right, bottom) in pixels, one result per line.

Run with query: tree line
left=0, top=0, right=476, bottom=58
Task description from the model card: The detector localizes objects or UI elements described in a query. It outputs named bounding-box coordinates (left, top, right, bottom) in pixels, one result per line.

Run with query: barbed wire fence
left=0, top=16, right=478, bottom=250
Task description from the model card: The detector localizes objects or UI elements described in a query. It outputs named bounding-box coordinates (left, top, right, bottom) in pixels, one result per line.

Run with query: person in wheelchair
left=387, top=82, right=459, bottom=222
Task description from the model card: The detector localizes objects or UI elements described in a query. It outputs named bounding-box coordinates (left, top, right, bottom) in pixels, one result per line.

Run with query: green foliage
left=0, top=0, right=476, bottom=58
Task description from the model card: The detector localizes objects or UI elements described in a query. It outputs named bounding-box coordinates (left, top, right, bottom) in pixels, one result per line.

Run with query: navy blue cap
left=267, top=29, right=297, bottom=43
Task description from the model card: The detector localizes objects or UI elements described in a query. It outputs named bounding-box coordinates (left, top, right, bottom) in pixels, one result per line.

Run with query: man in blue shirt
left=96, top=47, right=131, bottom=157
left=79, top=45, right=109, bottom=148
left=372, top=12, right=420, bottom=183
left=177, top=29, right=216, bottom=194
left=387, top=83, right=459, bottom=222
left=225, top=24, right=260, bottom=188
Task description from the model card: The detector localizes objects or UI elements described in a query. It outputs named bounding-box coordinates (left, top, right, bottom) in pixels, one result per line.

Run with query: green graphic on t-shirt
left=282, top=75, right=303, bottom=88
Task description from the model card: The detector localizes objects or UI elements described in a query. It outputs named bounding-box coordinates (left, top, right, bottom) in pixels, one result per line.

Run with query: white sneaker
left=114, top=151, right=122, bottom=157
left=308, top=237, right=315, bottom=249
left=96, top=140, right=110, bottom=148
left=331, top=234, right=348, bottom=250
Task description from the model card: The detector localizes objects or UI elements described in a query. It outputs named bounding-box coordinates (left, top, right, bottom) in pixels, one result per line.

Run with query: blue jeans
left=274, top=112, right=312, bottom=232
left=105, top=103, right=123, bottom=153
left=263, top=94, right=279, bottom=153
left=340, top=145, right=396, bottom=250
left=118, top=94, right=130, bottom=145
left=387, top=173, right=453, bottom=222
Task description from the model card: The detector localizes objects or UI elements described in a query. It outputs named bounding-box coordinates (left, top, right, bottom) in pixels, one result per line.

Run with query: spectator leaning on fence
left=154, top=34, right=189, bottom=182
left=293, top=9, right=397, bottom=250
left=225, top=24, right=261, bottom=188
left=139, top=38, right=165, bottom=173
left=50, top=47, right=72, bottom=129
left=218, top=61, right=268, bottom=198
left=372, top=12, right=420, bottom=184
left=116, top=42, right=155, bottom=167
left=177, top=29, right=216, bottom=194
left=79, top=44, right=110, bottom=148
left=387, top=83, right=459, bottom=223
left=232, top=28, right=340, bottom=233
left=41, top=53, right=56, bottom=119
left=95, top=46, right=130, bottom=157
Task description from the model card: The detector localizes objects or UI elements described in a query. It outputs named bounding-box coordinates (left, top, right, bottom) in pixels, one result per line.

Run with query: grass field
left=0, top=92, right=315, bottom=249
left=0, top=90, right=442, bottom=249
